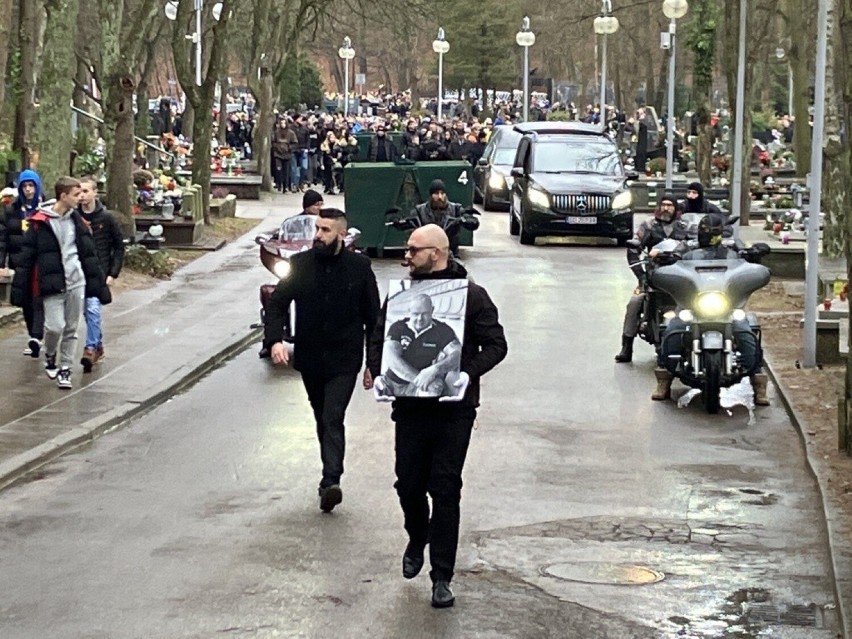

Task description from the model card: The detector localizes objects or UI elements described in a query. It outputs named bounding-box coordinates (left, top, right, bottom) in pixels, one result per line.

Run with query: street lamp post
left=432, top=28, right=450, bottom=122
left=593, top=1, right=620, bottom=120
left=164, top=0, right=223, bottom=87
left=337, top=37, right=355, bottom=118
left=515, top=17, right=535, bottom=122
left=661, top=0, right=688, bottom=190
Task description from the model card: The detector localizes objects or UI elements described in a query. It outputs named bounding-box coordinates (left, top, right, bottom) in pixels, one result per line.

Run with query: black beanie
left=429, top=179, right=446, bottom=195
left=302, top=189, right=323, bottom=209
left=660, top=191, right=677, bottom=206
left=687, top=181, right=704, bottom=197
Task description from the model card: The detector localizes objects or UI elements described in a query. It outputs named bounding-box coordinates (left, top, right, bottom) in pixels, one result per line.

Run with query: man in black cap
left=368, top=124, right=397, bottom=162
left=410, top=180, right=467, bottom=258
left=279, top=189, right=324, bottom=237
left=614, top=191, right=689, bottom=364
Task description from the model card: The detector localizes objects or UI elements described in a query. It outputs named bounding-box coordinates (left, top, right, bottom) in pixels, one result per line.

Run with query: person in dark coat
left=77, top=176, right=124, bottom=372
left=264, top=208, right=380, bottom=513
left=368, top=124, right=397, bottom=162
left=0, top=169, right=45, bottom=356
left=11, top=177, right=109, bottom=389
left=365, top=224, right=507, bottom=609
left=683, top=181, right=723, bottom=215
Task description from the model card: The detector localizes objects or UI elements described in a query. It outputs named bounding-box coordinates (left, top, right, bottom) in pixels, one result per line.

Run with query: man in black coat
left=11, top=177, right=109, bottom=390
left=365, top=224, right=507, bottom=609
left=78, top=177, right=124, bottom=371
left=264, top=208, right=380, bottom=513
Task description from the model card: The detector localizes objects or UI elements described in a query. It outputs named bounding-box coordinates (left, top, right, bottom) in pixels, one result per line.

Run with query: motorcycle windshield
left=651, top=258, right=770, bottom=310
left=279, top=214, right=317, bottom=241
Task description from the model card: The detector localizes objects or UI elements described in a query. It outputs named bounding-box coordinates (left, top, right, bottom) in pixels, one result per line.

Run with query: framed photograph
left=379, top=279, right=468, bottom=398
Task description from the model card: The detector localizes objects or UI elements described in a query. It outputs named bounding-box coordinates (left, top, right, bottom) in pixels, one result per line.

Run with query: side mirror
left=477, top=157, right=488, bottom=166
left=625, top=239, right=641, bottom=250
left=464, top=207, right=480, bottom=216
left=255, top=232, right=273, bottom=246
left=385, top=207, right=401, bottom=216
left=727, top=213, right=741, bottom=226
left=510, top=167, right=524, bottom=179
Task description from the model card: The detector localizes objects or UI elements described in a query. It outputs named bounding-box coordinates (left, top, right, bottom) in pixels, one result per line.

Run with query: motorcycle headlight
left=611, top=191, right=632, bottom=211
left=273, top=260, right=291, bottom=279
left=732, top=308, right=747, bottom=321
left=695, top=292, right=730, bottom=318
left=488, top=172, right=505, bottom=189
left=528, top=188, right=550, bottom=209
left=678, top=309, right=694, bottom=322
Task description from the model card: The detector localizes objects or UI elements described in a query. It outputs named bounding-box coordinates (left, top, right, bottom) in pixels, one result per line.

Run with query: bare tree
left=171, top=0, right=233, bottom=224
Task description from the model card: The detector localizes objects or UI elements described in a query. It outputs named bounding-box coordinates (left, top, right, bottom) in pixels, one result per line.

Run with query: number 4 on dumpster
left=457, top=171, right=469, bottom=185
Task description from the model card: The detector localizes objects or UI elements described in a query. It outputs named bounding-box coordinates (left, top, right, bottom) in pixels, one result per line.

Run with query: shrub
left=647, top=157, right=667, bottom=175
left=124, top=245, right=175, bottom=279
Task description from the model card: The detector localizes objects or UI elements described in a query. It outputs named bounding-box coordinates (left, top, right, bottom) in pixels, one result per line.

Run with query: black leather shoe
left=402, top=542, right=425, bottom=579
left=319, top=484, right=342, bottom=512
left=431, top=580, right=454, bottom=608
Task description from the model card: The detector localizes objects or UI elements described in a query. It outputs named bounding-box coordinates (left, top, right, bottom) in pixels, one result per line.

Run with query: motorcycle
left=253, top=213, right=361, bottom=358
left=649, top=237, right=771, bottom=413
left=385, top=206, right=480, bottom=256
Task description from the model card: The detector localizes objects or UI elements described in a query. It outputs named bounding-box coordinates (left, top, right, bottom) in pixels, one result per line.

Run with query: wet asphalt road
left=0, top=208, right=841, bottom=638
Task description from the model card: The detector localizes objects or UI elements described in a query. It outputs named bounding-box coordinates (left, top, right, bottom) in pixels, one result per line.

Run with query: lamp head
left=662, top=0, right=688, bottom=19
left=164, top=0, right=178, bottom=20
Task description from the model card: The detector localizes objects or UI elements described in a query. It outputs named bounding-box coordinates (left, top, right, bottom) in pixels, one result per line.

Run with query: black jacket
left=368, top=136, right=398, bottom=162
left=368, top=260, right=507, bottom=409
left=264, top=247, right=380, bottom=377
left=627, top=216, right=689, bottom=280
left=79, top=202, right=125, bottom=279
left=0, top=202, right=33, bottom=270
left=10, top=210, right=110, bottom=305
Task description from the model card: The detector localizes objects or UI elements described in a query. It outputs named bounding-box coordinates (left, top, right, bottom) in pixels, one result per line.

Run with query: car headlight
left=488, top=172, right=505, bottom=189
left=678, top=309, right=694, bottom=322
left=695, top=292, right=730, bottom=318
left=528, top=188, right=550, bottom=209
left=273, top=260, right=291, bottom=279
left=611, top=191, right=632, bottom=210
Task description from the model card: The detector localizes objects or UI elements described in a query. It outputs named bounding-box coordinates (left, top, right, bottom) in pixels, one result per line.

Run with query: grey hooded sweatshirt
left=43, top=206, right=85, bottom=291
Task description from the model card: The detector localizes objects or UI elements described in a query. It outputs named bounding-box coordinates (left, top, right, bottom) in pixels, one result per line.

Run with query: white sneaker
left=56, top=368, right=72, bottom=389
left=44, top=354, right=59, bottom=379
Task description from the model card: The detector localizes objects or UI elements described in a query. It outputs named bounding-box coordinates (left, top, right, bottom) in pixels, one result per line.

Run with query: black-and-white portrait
left=379, top=279, right=468, bottom=398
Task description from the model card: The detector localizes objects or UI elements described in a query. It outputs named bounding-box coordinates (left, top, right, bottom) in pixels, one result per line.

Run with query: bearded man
left=264, top=207, right=380, bottom=513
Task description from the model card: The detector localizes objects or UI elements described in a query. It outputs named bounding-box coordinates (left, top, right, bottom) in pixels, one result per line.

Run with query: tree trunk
left=135, top=41, right=159, bottom=142
left=103, top=75, right=137, bottom=236
left=251, top=74, right=275, bottom=191
left=787, top=0, right=812, bottom=177
left=0, top=0, right=14, bottom=118
left=821, top=0, right=846, bottom=259
left=842, top=0, right=852, bottom=453
left=191, top=83, right=216, bottom=225
left=182, top=102, right=195, bottom=141
left=14, top=0, right=41, bottom=168
left=31, top=0, right=79, bottom=187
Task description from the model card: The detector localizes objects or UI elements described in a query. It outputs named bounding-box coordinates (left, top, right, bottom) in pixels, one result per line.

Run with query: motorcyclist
left=652, top=213, right=768, bottom=404
left=410, top=179, right=472, bottom=258
left=614, top=192, right=689, bottom=363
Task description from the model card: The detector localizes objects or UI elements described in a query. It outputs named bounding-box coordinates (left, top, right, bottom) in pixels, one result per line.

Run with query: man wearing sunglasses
left=264, top=208, right=380, bottom=513
left=365, top=224, right=507, bottom=609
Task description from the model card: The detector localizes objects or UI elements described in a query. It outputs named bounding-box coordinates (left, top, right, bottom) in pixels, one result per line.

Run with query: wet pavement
left=0, top=197, right=845, bottom=638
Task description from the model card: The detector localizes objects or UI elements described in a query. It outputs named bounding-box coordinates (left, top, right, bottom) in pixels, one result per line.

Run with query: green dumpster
left=352, top=134, right=373, bottom=162
left=343, top=161, right=476, bottom=255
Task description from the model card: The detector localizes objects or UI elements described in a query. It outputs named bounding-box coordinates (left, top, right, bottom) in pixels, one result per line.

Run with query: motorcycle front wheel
left=702, top=350, right=723, bottom=414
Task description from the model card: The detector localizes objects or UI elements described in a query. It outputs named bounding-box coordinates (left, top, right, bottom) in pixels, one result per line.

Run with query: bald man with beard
left=366, top=224, right=507, bottom=609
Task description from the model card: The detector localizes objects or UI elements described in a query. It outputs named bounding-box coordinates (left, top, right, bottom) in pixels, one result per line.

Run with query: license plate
left=567, top=216, right=597, bottom=225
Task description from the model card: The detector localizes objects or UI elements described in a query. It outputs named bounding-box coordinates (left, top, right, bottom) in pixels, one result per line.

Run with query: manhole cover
left=541, top=562, right=665, bottom=585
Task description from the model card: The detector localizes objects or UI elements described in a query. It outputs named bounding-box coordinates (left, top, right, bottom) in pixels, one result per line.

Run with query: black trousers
left=301, top=372, right=358, bottom=488
left=393, top=405, right=476, bottom=584
left=22, top=294, right=44, bottom=340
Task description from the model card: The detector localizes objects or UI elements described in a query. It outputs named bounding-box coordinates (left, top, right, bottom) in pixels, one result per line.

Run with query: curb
left=0, top=327, right=262, bottom=492
left=0, top=307, right=22, bottom=329
left=763, top=353, right=849, bottom=635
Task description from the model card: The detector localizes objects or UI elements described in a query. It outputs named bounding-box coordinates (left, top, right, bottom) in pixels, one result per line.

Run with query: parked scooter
left=253, top=213, right=361, bottom=358
left=650, top=237, right=771, bottom=413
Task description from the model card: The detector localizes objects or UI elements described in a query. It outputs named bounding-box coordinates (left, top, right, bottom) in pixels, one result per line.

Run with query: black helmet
left=697, top=213, right=726, bottom=248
